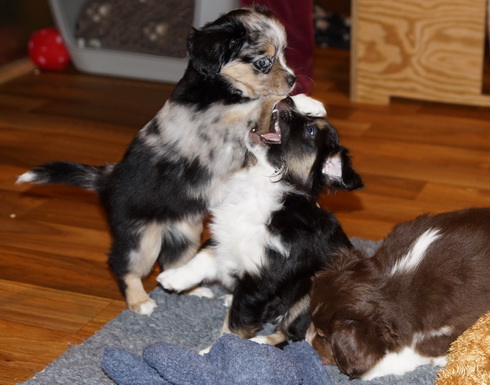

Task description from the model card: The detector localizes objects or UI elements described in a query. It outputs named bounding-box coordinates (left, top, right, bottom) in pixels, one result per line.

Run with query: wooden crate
left=350, top=0, right=490, bottom=106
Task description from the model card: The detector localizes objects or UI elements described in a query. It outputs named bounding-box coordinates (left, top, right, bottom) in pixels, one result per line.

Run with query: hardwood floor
left=1, top=47, right=489, bottom=384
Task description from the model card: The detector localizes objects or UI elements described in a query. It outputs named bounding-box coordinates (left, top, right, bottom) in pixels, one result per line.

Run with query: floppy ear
left=322, top=147, right=363, bottom=191
left=187, top=24, right=246, bottom=78
left=330, top=317, right=397, bottom=379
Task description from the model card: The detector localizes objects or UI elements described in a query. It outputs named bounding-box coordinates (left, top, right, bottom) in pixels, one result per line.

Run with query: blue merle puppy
left=17, top=7, right=296, bottom=315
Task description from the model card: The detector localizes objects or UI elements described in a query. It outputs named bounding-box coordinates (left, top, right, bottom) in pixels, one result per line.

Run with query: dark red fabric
left=240, top=0, right=314, bottom=94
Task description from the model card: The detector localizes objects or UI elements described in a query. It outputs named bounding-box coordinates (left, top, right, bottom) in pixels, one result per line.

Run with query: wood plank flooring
left=1, top=48, right=489, bottom=384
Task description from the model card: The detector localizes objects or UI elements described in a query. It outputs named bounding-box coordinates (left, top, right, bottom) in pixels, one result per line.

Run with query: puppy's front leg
left=226, top=281, right=290, bottom=346
left=157, top=242, right=218, bottom=293
left=199, top=281, right=265, bottom=355
left=224, top=295, right=288, bottom=345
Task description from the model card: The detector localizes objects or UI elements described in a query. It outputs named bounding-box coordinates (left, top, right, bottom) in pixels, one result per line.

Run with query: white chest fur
left=210, top=160, right=291, bottom=287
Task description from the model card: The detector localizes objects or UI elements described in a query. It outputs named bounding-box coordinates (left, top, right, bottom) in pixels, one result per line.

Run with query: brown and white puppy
left=16, top=7, right=295, bottom=315
left=307, top=208, right=490, bottom=380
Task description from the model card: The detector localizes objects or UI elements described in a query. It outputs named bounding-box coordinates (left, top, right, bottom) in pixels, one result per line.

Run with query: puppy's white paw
left=188, top=286, right=215, bottom=298
left=221, top=294, right=233, bottom=307
left=291, top=94, right=326, bottom=117
left=130, top=297, right=157, bottom=316
left=250, top=335, right=269, bottom=344
left=157, top=268, right=196, bottom=292
left=199, top=345, right=212, bottom=355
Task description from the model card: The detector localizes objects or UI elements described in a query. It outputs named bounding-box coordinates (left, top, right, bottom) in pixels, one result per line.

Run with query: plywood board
left=350, top=0, right=490, bottom=106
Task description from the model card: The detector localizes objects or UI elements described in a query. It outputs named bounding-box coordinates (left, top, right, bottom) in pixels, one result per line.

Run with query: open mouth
left=259, top=104, right=282, bottom=144
left=249, top=97, right=293, bottom=146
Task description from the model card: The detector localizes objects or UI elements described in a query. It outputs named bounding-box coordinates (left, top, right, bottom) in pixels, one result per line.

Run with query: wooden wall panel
left=350, top=0, right=490, bottom=106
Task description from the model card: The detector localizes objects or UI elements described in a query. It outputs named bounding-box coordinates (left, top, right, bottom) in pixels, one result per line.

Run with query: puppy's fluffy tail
left=16, top=161, right=115, bottom=191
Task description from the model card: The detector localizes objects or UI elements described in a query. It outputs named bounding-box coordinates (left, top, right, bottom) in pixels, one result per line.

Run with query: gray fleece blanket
left=21, top=239, right=440, bottom=385
left=103, top=334, right=331, bottom=385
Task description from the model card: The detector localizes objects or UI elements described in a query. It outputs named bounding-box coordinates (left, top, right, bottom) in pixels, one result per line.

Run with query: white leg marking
left=363, top=326, right=452, bottom=380
left=250, top=335, right=270, bottom=344
left=362, top=346, right=438, bottom=380
left=157, top=248, right=218, bottom=292
left=250, top=330, right=287, bottom=346
left=16, top=171, right=37, bottom=184
left=129, top=221, right=165, bottom=277
left=291, top=94, right=326, bottom=117
left=137, top=300, right=158, bottom=316
left=390, top=228, right=441, bottom=276
left=187, top=287, right=215, bottom=298
left=221, top=294, right=233, bottom=307
left=124, top=222, right=165, bottom=315
left=124, top=273, right=157, bottom=315
left=199, top=346, right=212, bottom=356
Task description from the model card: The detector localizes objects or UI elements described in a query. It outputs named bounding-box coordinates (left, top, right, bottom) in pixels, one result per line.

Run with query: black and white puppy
left=16, top=7, right=295, bottom=315
left=158, top=95, right=363, bottom=346
left=307, top=208, right=490, bottom=380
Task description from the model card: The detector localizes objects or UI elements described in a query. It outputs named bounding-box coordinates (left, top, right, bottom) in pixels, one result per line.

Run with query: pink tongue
left=261, top=132, right=281, bottom=142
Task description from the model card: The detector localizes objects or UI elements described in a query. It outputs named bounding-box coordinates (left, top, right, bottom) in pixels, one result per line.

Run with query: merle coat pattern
left=17, top=7, right=296, bottom=315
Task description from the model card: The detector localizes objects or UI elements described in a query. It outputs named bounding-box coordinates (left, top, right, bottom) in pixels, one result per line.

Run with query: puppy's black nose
left=286, top=74, right=296, bottom=87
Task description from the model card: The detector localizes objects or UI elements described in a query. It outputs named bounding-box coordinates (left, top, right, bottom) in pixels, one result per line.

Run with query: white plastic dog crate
left=48, top=0, right=240, bottom=83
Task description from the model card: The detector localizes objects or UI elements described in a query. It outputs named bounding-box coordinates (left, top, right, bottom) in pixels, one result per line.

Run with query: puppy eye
left=306, top=123, right=316, bottom=136
left=254, top=58, right=273, bottom=70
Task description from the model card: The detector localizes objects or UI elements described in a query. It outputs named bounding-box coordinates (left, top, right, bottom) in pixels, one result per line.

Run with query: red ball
left=28, top=28, right=70, bottom=71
